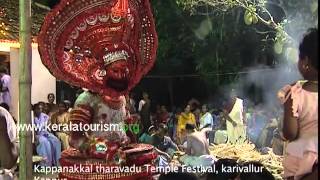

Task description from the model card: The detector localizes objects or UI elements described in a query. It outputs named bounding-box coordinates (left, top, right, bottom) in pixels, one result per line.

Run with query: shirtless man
left=185, top=123, right=210, bottom=156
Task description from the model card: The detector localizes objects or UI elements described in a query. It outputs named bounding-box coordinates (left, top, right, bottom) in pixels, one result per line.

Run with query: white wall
left=31, top=47, right=56, bottom=104
left=1, top=45, right=56, bottom=121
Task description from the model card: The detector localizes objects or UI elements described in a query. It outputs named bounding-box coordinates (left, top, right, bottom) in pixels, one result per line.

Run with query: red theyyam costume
left=38, top=0, right=158, bottom=179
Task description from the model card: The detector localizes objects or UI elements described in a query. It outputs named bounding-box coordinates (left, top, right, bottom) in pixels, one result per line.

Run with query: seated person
left=180, top=124, right=216, bottom=167
left=152, top=123, right=179, bottom=161
left=185, top=124, right=210, bottom=156
left=213, top=112, right=228, bottom=144
left=50, top=102, right=70, bottom=150
left=33, top=103, right=61, bottom=166
left=0, top=106, right=18, bottom=169
left=139, top=125, right=156, bottom=144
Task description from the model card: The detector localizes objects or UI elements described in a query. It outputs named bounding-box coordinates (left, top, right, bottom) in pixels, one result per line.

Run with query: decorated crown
left=38, top=0, right=158, bottom=97
left=103, top=50, right=129, bottom=65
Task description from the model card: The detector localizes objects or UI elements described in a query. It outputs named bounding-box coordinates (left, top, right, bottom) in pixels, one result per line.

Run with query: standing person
left=199, top=104, right=213, bottom=130
left=129, top=93, right=136, bottom=113
left=0, top=66, right=11, bottom=109
left=125, top=93, right=136, bottom=114
left=33, top=103, right=61, bottom=166
left=199, top=104, right=215, bottom=144
left=138, top=92, right=151, bottom=134
left=278, top=28, right=318, bottom=180
left=221, top=90, right=246, bottom=144
left=0, top=106, right=18, bottom=169
left=171, top=107, right=182, bottom=142
left=50, top=102, right=70, bottom=150
left=177, top=105, right=196, bottom=144
left=193, top=108, right=201, bottom=129
left=159, top=105, right=169, bottom=124
left=153, top=105, right=161, bottom=125
left=46, top=93, right=58, bottom=115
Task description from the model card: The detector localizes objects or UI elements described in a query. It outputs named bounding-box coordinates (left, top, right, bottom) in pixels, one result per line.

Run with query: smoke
left=236, top=64, right=301, bottom=111
left=233, top=0, right=317, bottom=112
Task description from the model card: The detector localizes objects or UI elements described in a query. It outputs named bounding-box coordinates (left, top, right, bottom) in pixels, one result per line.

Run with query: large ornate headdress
left=38, top=0, right=158, bottom=97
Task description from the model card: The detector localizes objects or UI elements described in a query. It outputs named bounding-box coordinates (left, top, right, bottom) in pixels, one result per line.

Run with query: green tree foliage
left=175, top=0, right=318, bottom=59
left=141, top=0, right=317, bottom=106
left=0, top=0, right=48, bottom=40
left=149, top=0, right=276, bottom=90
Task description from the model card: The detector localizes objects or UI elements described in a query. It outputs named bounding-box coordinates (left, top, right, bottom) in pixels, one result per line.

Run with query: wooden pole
left=19, top=0, right=32, bottom=179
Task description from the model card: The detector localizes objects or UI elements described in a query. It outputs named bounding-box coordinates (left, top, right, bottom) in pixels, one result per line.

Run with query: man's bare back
left=186, top=131, right=210, bottom=156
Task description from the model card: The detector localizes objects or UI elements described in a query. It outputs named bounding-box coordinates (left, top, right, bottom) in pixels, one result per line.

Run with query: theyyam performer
left=38, top=0, right=158, bottom=179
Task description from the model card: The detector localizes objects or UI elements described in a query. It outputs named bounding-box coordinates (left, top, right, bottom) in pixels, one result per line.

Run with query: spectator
left=278, top=28, right=318, bottom=180
left=159, top=105, right=169, bottom=124
left=194, top=108, right=201, bottom=129
left=152, top=124, right=179, bottom=160
left=177, top=105, right=196, bottom=144
left=63, top=100, right=72, bottom=112
left=129, top=92, right=136, bottom=113
left=0, top=66, right=11, bottom=109
left=46, top=93, right=58, bottom=115
left=139, top=125, right=156, bottom=144
left=138, top=92, right=151, bottom=134
left=199, top=104, right=214, bottom=130
left=50, top=102, right=70, bottom=150
left=33, top=103, right=61, bottom=166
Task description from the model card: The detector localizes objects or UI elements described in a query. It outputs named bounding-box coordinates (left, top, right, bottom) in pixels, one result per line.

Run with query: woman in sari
left=177, top=105, right=196, bottom=144
left=50, top=102, right=70, bottom=150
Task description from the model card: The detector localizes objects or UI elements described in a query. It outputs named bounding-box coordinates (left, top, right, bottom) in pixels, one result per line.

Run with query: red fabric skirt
left=59, top=144, right=158, bottom=180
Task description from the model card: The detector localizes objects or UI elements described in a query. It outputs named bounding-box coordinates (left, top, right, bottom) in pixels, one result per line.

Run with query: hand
left=164, top=153, right=171, bottom=161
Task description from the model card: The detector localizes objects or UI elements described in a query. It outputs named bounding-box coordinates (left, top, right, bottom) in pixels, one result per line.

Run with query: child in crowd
left=278, top=28, right=318, bottom=180
left=139, top=125, right=156, bottom=144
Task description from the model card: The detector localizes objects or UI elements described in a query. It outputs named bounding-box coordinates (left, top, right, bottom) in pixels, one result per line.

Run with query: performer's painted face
left=104, top=60, right=130, bottom=92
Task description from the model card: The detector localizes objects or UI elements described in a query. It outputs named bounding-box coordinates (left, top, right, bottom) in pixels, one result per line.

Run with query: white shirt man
left=0, top=74, right=11, bottom=108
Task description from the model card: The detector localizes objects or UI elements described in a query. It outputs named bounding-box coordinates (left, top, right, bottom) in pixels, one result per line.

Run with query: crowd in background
left=126, top=91, right=284, bottom=155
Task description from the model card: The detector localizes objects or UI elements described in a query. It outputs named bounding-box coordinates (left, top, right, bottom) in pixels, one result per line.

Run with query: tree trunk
left=19, top=0, right=32, bottom=179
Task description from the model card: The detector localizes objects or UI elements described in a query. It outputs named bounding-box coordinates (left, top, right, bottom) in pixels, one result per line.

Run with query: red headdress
left=38, top=0, right=158, bottom=97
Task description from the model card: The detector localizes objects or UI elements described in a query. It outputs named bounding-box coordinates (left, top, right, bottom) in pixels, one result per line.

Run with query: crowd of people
left=0, top=28, right=317, bottom=180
